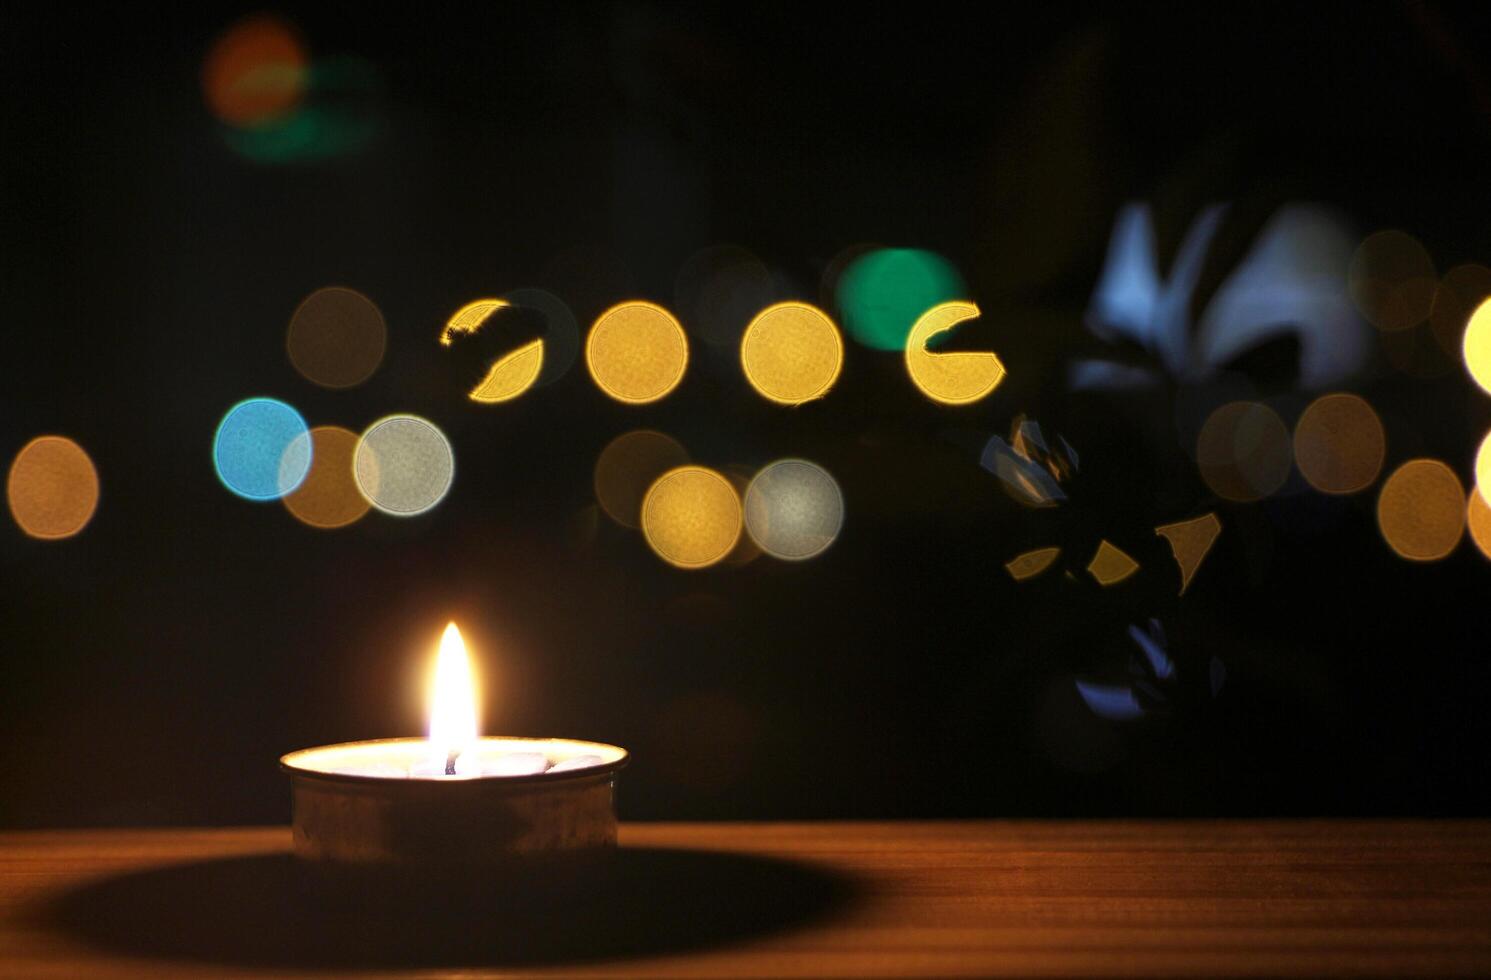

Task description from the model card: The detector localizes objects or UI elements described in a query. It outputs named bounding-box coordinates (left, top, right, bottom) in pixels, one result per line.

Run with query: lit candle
left=279, top=622, right=627, bottom=872
left=427, top=622, right=480, bottom=776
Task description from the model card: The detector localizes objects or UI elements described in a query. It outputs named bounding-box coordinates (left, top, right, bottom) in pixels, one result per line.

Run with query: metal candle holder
left=280, top=736, right=628, bottom=883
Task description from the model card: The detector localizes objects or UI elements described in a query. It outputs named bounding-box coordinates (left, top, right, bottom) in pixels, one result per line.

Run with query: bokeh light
left=836, top=248, right=965, bottom=350
left=441, top=298, right=507, bottom=346
left=7, top=436, right=99, bottom=540
left=1476, top=430, right=1491, bottom=507
left=641, top=466, right=742, bottom=569
left=742, top=459, right=844, bottom=561
left=904, top=301, right=1005, bottom=405
left=1086, top=540, right=1139, bottom=587
left=1467, top=487, right=1491, bottom=561
left=1154, top=513, right=1221, bottom=596
left=1347, top=230, right=1436, bottom=332
left=675, top=245, right=776, bottom=350
left=1005, top=546, right=1060, bottom=582
left=1195, top=401, right=1292, bottom=502
left=207, top=20, right=381, bottom=167
left=1293, top=393, right=1386, bottom=495
left=443, top=291, right=582, bottom=395
left=202, top=14, right=307, bottom=126
left=586, top=301, right=689, bottom=404
left=1430, top=264, right=1491, bottom=357
left=441, top=299, right=546, bottom=402
left=282, top=426, right=371, bottom=529
left=470, top=339, right=543, bottom=403
left=354, top=415, right=454, bottom=517
left=593, top=430, right=689, bottom=528
left=213, top=398, right=312, bottom=501
left=1376, top=459, right=1465, bottom=561
left=739, top=302, right=844, bottom=405
left=222, top=94, right=380, bottom=165
left=1462, top=297, right=1491, bottom=397
left=286, top=287, right=387, bottom=389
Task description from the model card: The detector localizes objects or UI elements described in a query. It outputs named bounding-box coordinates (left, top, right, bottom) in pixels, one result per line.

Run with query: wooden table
left=2, top=822, right=1489, bottom=977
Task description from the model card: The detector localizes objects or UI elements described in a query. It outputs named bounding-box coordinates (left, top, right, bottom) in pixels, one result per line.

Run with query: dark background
left=4, top=3, right=1490, bottom=826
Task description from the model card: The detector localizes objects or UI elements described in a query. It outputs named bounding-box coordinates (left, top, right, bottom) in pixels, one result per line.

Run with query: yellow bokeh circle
left=1292, top=393, right=1386, bottom=495
left=1462, top=297, right=1491, bottom=397
left=1468, top=486, right=1491, bottom=561
left=470, top=338, right=544, bottom=404
left=441, top=298, right=507, bottom=345
left=904, top=301, right=1005, bottom=406
left=740, top=302, right=844, bottom=405
left=641, top=465, right=742, bottom=569
left=586, top=301, right=689, bottom=404
left=1476, top=429, right=1491, bottom=508
left=1376, top=458, right=1465, bottom=562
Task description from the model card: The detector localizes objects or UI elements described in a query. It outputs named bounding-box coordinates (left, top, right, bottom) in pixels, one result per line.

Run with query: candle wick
left=445, top=749, right=459, bottom=776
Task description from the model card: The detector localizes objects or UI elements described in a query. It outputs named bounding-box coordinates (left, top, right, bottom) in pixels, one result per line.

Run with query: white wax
left=481, top=751, right=550, bottom=776
left=281, top=736, right=626, bottom=781
left=547, top=754, right=606, bottom=772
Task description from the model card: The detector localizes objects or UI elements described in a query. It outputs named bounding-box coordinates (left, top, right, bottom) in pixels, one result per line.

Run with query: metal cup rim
left=279, top=735, right=629, bottom=787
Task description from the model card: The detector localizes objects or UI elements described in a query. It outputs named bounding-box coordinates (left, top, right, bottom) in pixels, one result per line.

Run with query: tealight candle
left=280, top=623, right=627, bottom=876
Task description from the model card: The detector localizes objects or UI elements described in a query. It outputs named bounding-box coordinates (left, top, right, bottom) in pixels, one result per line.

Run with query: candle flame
left=429, top=622, right=479, bottom=773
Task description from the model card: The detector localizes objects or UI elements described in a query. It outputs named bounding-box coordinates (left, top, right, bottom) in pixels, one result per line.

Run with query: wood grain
left=1, top=821, right=1488, bottom=977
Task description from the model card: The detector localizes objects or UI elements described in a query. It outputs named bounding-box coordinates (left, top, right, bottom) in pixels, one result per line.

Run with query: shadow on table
left=42, top=846, right=860, bottom=969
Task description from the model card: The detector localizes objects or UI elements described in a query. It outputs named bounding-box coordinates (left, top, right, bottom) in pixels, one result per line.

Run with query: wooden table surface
left=2, top=821, right=1490, bottom=977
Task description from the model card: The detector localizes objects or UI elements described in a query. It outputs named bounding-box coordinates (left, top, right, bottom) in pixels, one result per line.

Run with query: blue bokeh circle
left=213, top=397, right=313, bottom=501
